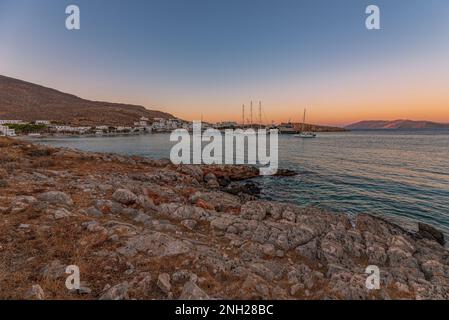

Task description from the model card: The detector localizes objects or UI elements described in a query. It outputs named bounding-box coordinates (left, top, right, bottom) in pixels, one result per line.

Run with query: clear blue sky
left=1, top=0, right=449, bottom=124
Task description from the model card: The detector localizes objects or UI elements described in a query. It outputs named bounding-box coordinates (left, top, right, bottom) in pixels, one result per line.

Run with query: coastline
left=0, top=136, right=448, bottom=300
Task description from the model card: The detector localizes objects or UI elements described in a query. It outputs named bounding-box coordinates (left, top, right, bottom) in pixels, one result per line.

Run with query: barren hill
left=0, top=75, right=174, bottom=126
left=346, top=120, right=449, bottom=130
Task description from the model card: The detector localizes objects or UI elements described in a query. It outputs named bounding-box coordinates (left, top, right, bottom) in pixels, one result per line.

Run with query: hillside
left=0, top=75, right=174, bottom=126
left=346, top=120, right=449, bottom=130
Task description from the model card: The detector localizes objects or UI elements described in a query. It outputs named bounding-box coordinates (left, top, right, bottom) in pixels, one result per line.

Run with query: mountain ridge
left=346, top=119, right=449, bottom=130
left=0, top=75, right=174, bottom=126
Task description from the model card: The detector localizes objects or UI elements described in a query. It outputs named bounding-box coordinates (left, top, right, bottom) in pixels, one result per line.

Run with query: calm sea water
left=32, top=130, right=449, bottom=234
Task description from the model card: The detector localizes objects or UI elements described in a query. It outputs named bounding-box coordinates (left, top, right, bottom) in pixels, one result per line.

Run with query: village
left=0, top=117, right=241, bottom=137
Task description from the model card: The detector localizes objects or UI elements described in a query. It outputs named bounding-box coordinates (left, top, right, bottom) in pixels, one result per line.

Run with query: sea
left=31, top=129, right=449, bottom=235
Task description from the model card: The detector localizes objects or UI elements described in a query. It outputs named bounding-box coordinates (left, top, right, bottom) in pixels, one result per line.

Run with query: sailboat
left=241, top=101, right=260, bottom=135
left=295, top=108, right=316, bottom=138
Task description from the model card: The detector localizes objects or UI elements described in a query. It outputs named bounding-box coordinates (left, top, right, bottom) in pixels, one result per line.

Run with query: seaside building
left=215, top=121, right=238, bottom=129
left=152, top=118, right=184, bottom=131
left=52, top=125, right=91, bottom=134
left=0, top=120, right=26, bottom=125
left=0, top=125, right=16, bottom=137
left=134, top=116, right=149, bottom=127
left=35, top=120, right=51, bottom=125
left=116, top=126, right=132, bottom=132
left=181, top=122, right=193, bottom=131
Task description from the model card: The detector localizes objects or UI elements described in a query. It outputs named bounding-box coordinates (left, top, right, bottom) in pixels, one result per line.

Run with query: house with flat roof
left=35, top=120, right=51, bottom=125
left=0, top=125, right=16, bottom=137
left=0, top=120, right=25, bottom=125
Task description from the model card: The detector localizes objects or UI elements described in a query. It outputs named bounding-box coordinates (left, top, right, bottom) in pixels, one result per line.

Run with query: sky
left=1, top=0, right=449, bottom=126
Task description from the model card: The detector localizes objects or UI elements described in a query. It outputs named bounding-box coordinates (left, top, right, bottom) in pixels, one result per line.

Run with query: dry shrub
left=0, top=168, right=7, bottom=178
left=0, top=179, right=8, bottom=188
left=0, top=152, right=19, bottom=163
left=0, top=137, right=18, bottom=148
left=26, top=148, right=52, bottom=158
left=30, top=158, right=56, bottom=169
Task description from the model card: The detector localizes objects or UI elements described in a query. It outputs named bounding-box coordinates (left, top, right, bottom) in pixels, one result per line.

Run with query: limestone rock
left=179, top=281, right=209, bottom=300
left=157, top=273, right=172, bottom=294
left=112, top=189, right=138, bottom=205
left=25, top=285, right=45, bottom=300
left=99, top=282, right=130, bottom=300
left=38, top=191, right=73, bottom=207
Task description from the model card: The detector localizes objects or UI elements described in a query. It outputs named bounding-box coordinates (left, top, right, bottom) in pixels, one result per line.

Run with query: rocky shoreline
left=0, top=137, right=448, bottom=300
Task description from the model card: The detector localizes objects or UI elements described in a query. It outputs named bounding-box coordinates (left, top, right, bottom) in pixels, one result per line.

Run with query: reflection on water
left=33, top=130, right=449, bottom=234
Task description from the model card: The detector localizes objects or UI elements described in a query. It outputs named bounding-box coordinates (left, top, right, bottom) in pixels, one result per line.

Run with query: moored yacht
left=295, top=108, right=316, bottom=138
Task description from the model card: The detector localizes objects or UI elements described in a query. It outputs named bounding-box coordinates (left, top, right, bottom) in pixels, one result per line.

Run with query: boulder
left=241, top=201, right=268, bottom=221
left=25, top=285, right=45, bottom=300
left=94, top=199, right=124, bottom=215
left=86, top=206, right=103, bottom=218
left=418, top=223, right=445, bottom=246
left=366, top=245, right=387, bottom=265
left=112, top=189, right=138, bottom=205
left=225, top=182, right=261, bottom=196
left=179, top=281, right=209, bottom=300
left=50, top=207, right=74, bottom=220
left=241, top=273, right=270, bottom=299
left=210, top=217, right=234, bottom=231
left=157, top=273, right=172, bottom=294
left=181, top=219, right=197, bottom=230
left=204, top=172, right=217, bottom=183
left=10, top=196, right=38, bottom=214
left=177, top=165, right=204, bottom=182
left=421, top=260, right=445, bottom=279
left=38, top=191, right=73, bottom=207
left=117, top=232, right=192, bottom=258
left=296, top=238, right=318, bottom=260
left=387, top=247, right=417, bottom=268
left=99, top=282, right=130, bottom=300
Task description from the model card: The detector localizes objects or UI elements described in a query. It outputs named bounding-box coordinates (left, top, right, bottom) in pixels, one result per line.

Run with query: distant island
left=346, top=120, right=449, bottom=130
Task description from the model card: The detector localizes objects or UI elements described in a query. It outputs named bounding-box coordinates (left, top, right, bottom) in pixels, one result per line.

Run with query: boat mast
left=242, top=104, right=245, bottom=128
left=250, top=101, right=253, bottom=128
left=302, top=108, right=306, bottom=132
left=259, top=101, right=262, bottom=130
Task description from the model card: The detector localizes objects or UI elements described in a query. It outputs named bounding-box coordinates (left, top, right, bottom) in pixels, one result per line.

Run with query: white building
left=52, top=126, right=91, bottom=133
left=181, top=122, right=193, bottom=130
left=0, top=125, right=16, bottom=137
left=152, top=118, right=168, bottom=131
left=152, top=118, right=184, bottom=131
left=116, top=126, right=132, bottom=132
left=215, top=121, right=238, bottom=129
left=134, top=116, right=150, bottom=127
left=0, top=120, right=25, bottom=125
left=35, top=120, right=51, bottom=125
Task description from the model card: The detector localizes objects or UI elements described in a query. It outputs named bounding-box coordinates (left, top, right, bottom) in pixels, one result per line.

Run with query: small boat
left=278, top=122, right=297, bottom=134
left=295, top=108, right=316, bottom=138
left=296, top=131, right=316, bottom=138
